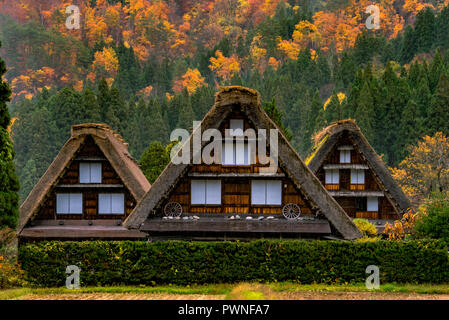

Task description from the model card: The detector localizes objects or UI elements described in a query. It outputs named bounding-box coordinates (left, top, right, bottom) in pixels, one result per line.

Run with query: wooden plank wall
left=34, top=136, right=136, bottom=220
left=317, top=133, right=399, bottom=218
left=162, top=111, right=315, bottom=216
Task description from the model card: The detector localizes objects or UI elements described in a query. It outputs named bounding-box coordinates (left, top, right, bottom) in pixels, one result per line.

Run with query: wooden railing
left=355, top=211, right=378, bottom=219
left=325, top=184, right=340, bottom=191
left=350, top=184, right=365, bottom=190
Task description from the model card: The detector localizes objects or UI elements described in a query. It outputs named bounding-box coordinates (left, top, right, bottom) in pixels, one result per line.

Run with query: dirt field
left=10, top=291, right=449, bottom=300
left=13, top=293, right=226, bottom=300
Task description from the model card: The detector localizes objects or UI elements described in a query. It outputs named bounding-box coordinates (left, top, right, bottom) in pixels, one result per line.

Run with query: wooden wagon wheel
left=164, top=202, right=182, bottom=217
left=282, top=203, right=301, bottom=220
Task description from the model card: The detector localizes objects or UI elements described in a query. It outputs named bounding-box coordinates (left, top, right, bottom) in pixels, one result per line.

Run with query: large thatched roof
left=306, top=119, right=411, bottom=215
left=18, top=123, right=151, bottom=233
left=124, top=86, right=362, bottom=240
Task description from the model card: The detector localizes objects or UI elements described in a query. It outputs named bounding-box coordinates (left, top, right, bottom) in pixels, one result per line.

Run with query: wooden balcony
left=325, top=184, right=340, bottom=191
left=141, top=215, right=332, bottom=235
left=355, top=211, right=379, bottom=219
left=350, top=184, right=365, bottom=191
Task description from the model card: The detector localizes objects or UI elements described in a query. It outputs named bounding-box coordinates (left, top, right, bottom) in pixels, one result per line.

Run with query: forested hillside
left=1, top=0, right=449, bottom=201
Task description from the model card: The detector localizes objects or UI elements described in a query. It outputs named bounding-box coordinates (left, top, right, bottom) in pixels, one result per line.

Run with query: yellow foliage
left=384, top=209, right=418, bottom=240
left=323, top=92, right=346, bottom=109
left=7, top=117, right=18, bottom=135
left=353, top=218, right=378, bottom=237
left=173, top=68, right=206, bottom=94
left=277, top=38, right=300, bottom=60
left=92, top=47, right=119, bottom=79
left=292, top=20, right=321, bottom=49
left=391, top=132, right=449, bottom=200
left=209, top=50, right=241, bottom=82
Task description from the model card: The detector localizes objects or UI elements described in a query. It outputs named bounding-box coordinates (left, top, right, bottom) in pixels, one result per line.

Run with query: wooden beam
left=323, top=164, right=369, bottom=170
left=337, top=145, right=354, bottom=150
left=141, top=218, right=331, bottom=234
left=188, top=173, right=285, bottom=178
left=30, top=219, right=123, bottom=226
left=55, top=184, right=124, bottom=188
left=329, top=191, right=384, bottom=197
left=19, top=226, right=146, bottom=239
left=75, top=156, right=107, bottom=161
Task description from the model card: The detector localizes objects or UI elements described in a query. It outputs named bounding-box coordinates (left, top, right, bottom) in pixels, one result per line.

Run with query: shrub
left=384, top=209, right=418, bottom=240
left=18, top=239, right=449, bottom=287
left=415, top=192, right=449, bottom=243
left=0, top=228, right=25, bottom=289
left=353, top=219, right=377, bottom=237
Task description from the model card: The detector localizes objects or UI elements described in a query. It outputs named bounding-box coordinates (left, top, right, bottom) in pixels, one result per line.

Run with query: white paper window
left=222, top=141, right=251, bottom=165
left=79, top=162, right=102, bottom=183
left=206, top=180, right=221, bottom=204
left=56, top=193, right=82, bottom=214
left=351, top=169, right=365, bottom=184
left=251, top=180, right=266, bottom=205
left=325, top=169, right=339, bottom=184
left=99, top=193, right=125, bottom=214
left=191, top=180, right=221, bottom=205
left=251, top=180, right=282, bottom=205
left=230, top=119, right=244, bottom=136
left=340, top=150, right=351, bottom=163
left=367, top=197, right=378, bottom=212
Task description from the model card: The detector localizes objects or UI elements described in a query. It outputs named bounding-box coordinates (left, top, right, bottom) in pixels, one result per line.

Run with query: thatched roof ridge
left=17, top=123, right=150, bottom=233
left=307, top=119, right=411, bottom=215
left=124, top=86, right=362, bottom=239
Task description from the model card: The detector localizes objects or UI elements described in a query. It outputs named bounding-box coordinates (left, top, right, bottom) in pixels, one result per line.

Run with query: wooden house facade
left=17, top=123, right=150, bottom=241
left=306, top=120, right=411, bottom=228
left=124, top=87, right=362, bottom=240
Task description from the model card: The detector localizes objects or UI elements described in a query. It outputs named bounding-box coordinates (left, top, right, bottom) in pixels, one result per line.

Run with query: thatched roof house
left=306, top=119, right=410, bottom=223
left=18, top=123, right=150, bottom=241
left=125, top=87, right=362, bottom=240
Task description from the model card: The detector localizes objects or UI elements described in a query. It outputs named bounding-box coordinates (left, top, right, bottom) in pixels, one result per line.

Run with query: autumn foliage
left=391, top=132, right=449, bottom=203
left=209, top=50, right=241, bottom=82
left=0, top=0, right=443, bottom=99
left=384, top=209, right=418, bottom=240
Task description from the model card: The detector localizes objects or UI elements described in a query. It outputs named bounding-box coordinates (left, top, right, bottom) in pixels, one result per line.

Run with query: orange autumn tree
left=383, top=209, right=418, bottom=240
left=84, top=6, right=108, bottom=47
left=173, top=68, right=207, bottom=94
left=277, top=20, right=321, bottom=60
left=403, top=0, right=434, bottom=16
left=313, top=0, right=404, bottom=53
left=209, top=50, right=241, bottom=82
left=250, top=35, right=268, bottom=74
left=89, top=47, right=119, bottom=84
left=277, top=38, right=300, bottom=60
left=137, top=85, right=153, bottom=100
left=391, top=132, right=449, bottom=202
left=292, top=20, right=321, bottom=50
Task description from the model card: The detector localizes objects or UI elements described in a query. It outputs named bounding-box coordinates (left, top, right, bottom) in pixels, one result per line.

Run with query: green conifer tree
left=139, top=141, right=170, bottom=184
left=0, top=44, right=19, bottom=228
left=428, top=73, right=449, bottom=136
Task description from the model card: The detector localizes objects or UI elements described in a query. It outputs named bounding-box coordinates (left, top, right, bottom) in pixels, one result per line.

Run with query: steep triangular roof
left=18, top=123, right=151, bottom=233
left=124, top=86, right=362, bottom=240
left=306, top=119, right=411, bottom=215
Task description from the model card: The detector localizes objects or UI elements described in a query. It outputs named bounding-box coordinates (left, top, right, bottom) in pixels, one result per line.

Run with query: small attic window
left=340, top=150, right=351, bottom=163
left=230, top=119, right=244, bottom=136
left=222, top=141, right=251, bottom=165
left=80, top=162, right=102, bottom=183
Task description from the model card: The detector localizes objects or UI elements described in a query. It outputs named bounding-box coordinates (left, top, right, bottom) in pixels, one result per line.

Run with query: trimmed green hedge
left=18, top=240, right=449, bottom=287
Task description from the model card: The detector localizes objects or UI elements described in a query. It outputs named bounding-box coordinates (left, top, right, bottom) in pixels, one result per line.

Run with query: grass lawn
left=3, top=283, right=449, bottom=300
